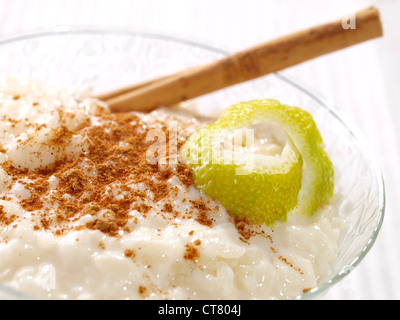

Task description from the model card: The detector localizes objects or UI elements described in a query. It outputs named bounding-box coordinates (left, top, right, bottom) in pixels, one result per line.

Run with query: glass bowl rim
left=0, top=27, right=386, bottom=300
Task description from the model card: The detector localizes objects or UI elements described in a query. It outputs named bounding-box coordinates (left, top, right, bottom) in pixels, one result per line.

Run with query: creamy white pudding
left=0, top=77, right=344, bottom=300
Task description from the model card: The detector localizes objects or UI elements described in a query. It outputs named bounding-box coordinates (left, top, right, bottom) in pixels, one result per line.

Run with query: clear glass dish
left=0, top=28, right=385, bottom=300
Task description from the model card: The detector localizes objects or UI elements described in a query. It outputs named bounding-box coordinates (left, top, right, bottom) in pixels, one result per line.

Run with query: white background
left=0, top=0, right=399, bottom=300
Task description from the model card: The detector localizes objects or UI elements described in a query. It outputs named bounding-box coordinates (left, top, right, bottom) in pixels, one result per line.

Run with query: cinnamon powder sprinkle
left=232, top=214, right=274, bottom=244
left=0, top=108, right=221, bottom=237
left=183, top=243, right=200, bottom=261
left=124, top=248, right=136, bottom=259
left=278, top=256, right=304, bottom=275
left=0, top=205, right=16, bottom=226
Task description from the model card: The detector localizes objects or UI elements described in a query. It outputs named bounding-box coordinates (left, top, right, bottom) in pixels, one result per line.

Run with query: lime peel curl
left=180, top=99, right=334, bottom=225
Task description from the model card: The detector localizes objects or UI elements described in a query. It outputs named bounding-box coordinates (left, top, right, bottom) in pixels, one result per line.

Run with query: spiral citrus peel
left=180, top=99, right=334, bottom=225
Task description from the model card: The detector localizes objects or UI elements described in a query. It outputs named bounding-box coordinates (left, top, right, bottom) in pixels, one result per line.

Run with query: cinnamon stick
left=104, top=7, right=383, bottom=113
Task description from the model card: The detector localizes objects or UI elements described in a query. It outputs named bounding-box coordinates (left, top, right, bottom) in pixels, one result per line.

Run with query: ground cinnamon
left=0, top=107, right=221, bottom=239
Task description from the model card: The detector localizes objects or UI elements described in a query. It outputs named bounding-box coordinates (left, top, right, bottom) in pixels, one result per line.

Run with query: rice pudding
left=0, top=77, right=344, bottom=299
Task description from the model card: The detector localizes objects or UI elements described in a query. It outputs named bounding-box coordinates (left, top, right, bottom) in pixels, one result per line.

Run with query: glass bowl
left=0, top=28, right=385, bottom=300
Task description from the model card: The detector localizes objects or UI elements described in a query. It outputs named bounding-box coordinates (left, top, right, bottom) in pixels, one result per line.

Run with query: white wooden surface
left=0, top=0, right=399, bottom=300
